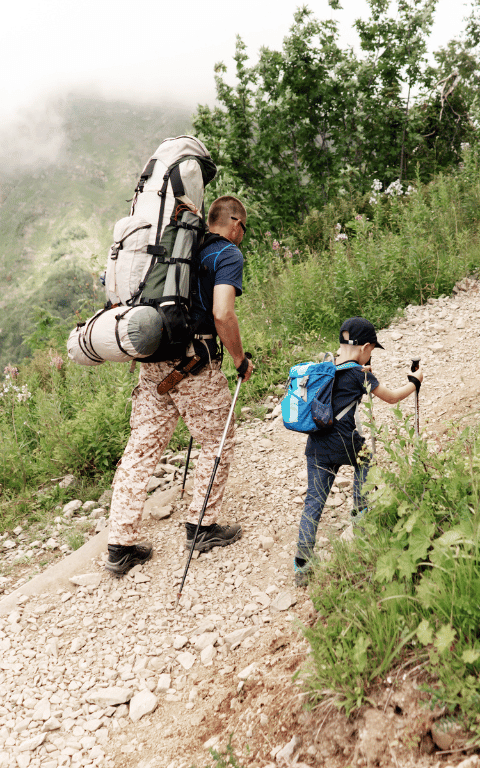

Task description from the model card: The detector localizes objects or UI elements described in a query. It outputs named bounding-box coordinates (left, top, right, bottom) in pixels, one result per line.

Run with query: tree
left=193, top=1, right=475, bottom=228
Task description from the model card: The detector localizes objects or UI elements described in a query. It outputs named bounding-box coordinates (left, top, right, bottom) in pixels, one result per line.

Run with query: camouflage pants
left=108, top=360, right=235, bottom=546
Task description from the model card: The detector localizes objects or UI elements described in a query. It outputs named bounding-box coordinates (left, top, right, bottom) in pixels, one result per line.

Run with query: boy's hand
left=410, top=367, right=423, bottom=383
left=361, top=365, right=373, bottom=373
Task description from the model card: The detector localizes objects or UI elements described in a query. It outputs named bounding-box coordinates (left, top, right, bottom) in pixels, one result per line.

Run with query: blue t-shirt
left=306, top=365, right=379, bottom=465
left=191, top=236, right=244, bottom=335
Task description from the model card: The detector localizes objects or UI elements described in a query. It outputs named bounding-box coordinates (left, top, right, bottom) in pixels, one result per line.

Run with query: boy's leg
left=107, top=364, right=179, bottom=550
left=352, top=454, right=372, bottom=521
left=296, top=458, right=339, bottom=562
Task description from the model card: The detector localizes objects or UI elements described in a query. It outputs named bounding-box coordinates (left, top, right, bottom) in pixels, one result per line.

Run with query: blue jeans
left=296, top=455, right=371, bottom=560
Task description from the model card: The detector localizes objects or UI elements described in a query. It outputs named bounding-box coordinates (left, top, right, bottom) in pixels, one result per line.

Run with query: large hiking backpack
left=281, top=356, right=361, bottom=433
left=67, top=135, right=217, bottom=366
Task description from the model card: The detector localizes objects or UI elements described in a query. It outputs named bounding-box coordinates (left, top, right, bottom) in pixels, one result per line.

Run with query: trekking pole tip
left=174, top=593, right=181, bottom=610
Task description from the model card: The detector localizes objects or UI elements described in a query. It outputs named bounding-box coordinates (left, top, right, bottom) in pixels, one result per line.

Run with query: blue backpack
left=281, top=356, right=361, bottom=433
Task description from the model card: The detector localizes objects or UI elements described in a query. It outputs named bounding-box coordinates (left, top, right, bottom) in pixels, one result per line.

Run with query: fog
left=0, top=0, right=468, bottom=173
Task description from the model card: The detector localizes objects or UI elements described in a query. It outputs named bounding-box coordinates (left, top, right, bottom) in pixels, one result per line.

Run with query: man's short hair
left=208, top=196, right=246, bottom=227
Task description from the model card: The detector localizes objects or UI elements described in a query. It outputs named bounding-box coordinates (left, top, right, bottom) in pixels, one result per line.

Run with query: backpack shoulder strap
left=336, top=361, right=361, bottom=372
left=334, top=361, right=362, bottom=421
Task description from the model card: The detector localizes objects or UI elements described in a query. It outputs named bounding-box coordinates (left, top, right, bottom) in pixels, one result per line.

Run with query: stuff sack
left=281, top=357, right=360, bottom=433
left=67, top=305, right=164, bottom=366
left=68, top=135, right=217, bottom=366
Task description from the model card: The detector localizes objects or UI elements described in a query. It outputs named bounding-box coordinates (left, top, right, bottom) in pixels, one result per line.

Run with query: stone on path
left=238, top=662, right=257, bottom=680
left=69, top=573, right=102, bottom=588
left=129, top=690, right=158, bottom=722
left=201, top=644, right=216, bottom=666
left=194, top=632, right=219, bottom=652
left=271, top=592, right=296, bottom=612
left=150, top=504, right=173, bottom=521
left=43, top=717, right=61, bottom=731
left=173, top=635, right=189, bottom=650
left=156, top=674, right=171, bottom=693
left=18, top=732, right=46, bottom=752
left=62, top=499, right=83, bottom=518
left=276, top=735, right=302, bottom=766
left=177, top=651, right=196, bottom=670
left=32, top=697, right=50, bottom=721
left=224, top=627, right=256, bottom=651
left=259, top=535, right=274, bottom=550
left=340, top=525, right=355, bottom=542
left=86, top=687, right=134, bottom=706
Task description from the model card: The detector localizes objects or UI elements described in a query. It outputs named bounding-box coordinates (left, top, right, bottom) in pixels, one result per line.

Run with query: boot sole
left=186, top=529, right=242, bottom=553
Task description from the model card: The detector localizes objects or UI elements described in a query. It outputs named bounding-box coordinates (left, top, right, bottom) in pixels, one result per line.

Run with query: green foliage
left=191, top=739, right=244, bottom=768
left=303, top=409, right=480, bottom=737
left=193, top=1, right=476, bottom=227
left=235, top=150, right=480, bottom=367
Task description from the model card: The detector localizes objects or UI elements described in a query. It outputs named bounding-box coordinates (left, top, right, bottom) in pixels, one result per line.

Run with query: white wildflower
left=371, top=178, right=383, bottom=192
left=335, top=233, right=348, bottom=241
left=385, top=179, right=404, bottom=196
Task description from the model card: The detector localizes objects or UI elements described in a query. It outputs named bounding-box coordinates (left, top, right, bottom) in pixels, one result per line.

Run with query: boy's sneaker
left=294, top=558, right=313, bottom=588
left=105, top=542, right=153, bottom=577
left=185, top=523, right=242, bottom=552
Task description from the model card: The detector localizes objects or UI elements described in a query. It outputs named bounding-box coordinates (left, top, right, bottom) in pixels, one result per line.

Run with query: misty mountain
left=0, top=94, right=192, bottom=368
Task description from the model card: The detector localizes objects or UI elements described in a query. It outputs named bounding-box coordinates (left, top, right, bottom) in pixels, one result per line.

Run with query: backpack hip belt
left=156, top=334, right=215, bottom=395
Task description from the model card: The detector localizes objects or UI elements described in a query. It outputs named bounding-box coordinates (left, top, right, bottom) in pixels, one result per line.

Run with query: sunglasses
left=231, top=216, right=247, bottom=234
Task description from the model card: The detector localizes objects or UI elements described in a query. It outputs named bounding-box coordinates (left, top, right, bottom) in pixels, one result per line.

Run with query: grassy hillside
left=0, top=95, right=191, bottom=368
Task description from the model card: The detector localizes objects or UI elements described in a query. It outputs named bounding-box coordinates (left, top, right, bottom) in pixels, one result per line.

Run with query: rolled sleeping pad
left=67, top=305, right=163, bottom=365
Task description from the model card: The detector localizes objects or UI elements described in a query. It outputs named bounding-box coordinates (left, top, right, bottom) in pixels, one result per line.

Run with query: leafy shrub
left=303, top=410, right=480, bottom=739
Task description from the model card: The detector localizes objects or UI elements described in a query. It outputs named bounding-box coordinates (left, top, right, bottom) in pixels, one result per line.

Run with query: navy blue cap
left=339, top=317, right=384, bottom=349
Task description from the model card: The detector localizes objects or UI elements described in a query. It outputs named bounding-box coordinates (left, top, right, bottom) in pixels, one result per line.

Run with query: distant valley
left=0, top=94, right=192, bottom=368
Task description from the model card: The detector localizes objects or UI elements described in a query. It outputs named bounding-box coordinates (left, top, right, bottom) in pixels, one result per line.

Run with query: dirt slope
left=1, top=279, right=480, bottom=768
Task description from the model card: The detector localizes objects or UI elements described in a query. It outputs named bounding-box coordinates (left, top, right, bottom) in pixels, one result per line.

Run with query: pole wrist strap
left=407, top=375, right=421, bottom=393
left=236, top=356, right=250, bottom=378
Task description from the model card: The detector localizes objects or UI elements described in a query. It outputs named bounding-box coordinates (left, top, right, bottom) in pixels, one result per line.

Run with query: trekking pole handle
left=411, top=357, right=421, bottom=373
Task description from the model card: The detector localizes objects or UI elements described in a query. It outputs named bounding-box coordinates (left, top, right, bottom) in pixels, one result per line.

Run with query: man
left=105, top=195, right=253, bottom=576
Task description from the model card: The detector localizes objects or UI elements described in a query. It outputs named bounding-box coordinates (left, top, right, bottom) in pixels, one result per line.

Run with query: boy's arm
left=372, top=369, right=423, bottom=404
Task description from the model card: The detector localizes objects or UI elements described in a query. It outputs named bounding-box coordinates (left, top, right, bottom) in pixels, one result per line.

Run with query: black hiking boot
left=185, top=522, right=242, bottom=553
left=105, top=541, right=153, bottom=577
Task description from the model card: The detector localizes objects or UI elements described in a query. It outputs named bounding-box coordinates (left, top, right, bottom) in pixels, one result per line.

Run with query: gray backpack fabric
left=68, top=136, right=217, bottom=366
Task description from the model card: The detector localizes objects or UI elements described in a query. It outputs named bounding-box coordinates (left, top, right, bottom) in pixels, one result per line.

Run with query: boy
left=294, top=316, right=423, bottom=586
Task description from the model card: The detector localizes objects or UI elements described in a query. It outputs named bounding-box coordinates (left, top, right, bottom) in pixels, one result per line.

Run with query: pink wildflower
left=4, top=364, right=19, bottom=379
left=284, top=250, right=293, bottom=259
left=272, top=240, right=280, bottom=250
left=50, top=354, right=64, bottom=371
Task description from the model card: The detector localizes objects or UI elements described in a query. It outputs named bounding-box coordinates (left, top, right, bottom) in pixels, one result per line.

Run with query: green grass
left=302, top=409, right=480, bottom=740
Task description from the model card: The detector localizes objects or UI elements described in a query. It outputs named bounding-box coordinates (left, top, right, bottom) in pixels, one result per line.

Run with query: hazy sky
left=0, top=0, right=469, bottom=122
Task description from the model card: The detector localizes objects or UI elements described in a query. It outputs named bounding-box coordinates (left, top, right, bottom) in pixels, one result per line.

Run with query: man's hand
left=237, top=356, right=254, bottom=382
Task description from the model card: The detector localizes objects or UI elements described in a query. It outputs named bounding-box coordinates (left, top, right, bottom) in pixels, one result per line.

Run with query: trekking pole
left=411, top=357, right=421, bottom=437
left=175, top=375, right=244, bottom=608
left=180, top=436, right=194, bottom=499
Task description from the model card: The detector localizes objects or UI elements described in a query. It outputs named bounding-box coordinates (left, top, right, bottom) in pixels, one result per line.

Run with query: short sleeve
left=213, top=244, right=244, bottom=296
left=363, top=369, right=380, bottom=392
